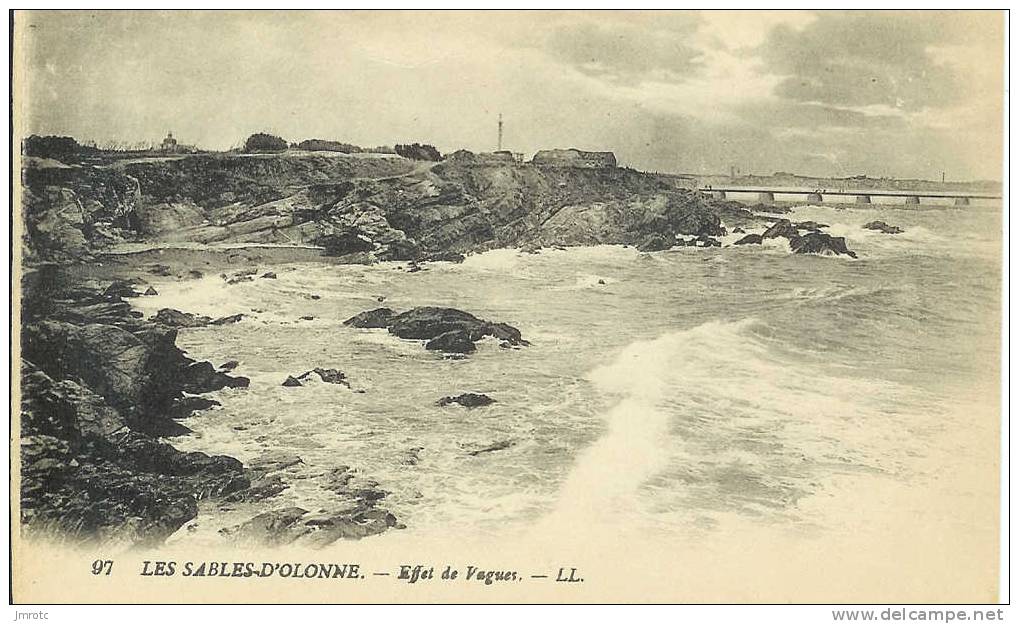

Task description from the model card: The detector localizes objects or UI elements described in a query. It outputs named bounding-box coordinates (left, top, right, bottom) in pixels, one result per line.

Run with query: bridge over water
left=699, top=187, right=1002, bottom=206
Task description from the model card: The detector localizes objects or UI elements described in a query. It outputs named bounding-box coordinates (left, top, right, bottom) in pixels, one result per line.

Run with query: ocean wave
left=541, top=317, right=926, bottom=534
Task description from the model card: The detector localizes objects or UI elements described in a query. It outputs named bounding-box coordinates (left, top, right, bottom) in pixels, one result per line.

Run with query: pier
left=699, top=187, right=1000, bottom=206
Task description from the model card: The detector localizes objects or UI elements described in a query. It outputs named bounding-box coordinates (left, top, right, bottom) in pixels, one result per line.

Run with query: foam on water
left=134, top=202, right=999, bottom=546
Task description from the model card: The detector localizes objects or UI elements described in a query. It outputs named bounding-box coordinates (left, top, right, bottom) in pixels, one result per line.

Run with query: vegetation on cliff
left=243, top=132, right=288, bottom=153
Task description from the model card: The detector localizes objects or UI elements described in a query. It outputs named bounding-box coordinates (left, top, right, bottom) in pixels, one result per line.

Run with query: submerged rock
left=103, top=280, right=143, bottom=299
left=183, top=361, right=250, bottom=393
left=789, top=232, right=858, bottom=258
left=167, top=396, right=221, bottom=419
left=438, top=393, right=495, bottom=408
left=296, top=368, right=349, bottom=386
left=210, top=313, right=244, bottom=325
left=863, top=220, right=904, bottom=234
left=465, top=440, right=515, bottom=456
left=636, top=233, right=674, bottom=252
left=343, top=307, right=394, bottom=329
left=220, top=507, right=312, bottom=545
left=426, top=330, right=477, bottom=354
left=794, top=220, right=829, bottom=231
left=345, top=306, right=527, bottom=354
left=153, top=308, right=212, bottom=328
left=763, top=219, right=799, bottom=240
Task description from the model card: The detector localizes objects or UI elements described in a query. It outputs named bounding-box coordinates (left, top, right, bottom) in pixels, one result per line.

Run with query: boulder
left=210, top=314, right=244, bottom=325
left=763, top=219, right=799, bottom=240
left=20, top=362, right=126, bottom=443
left=102, top=280, right=143, bottom=299
left=167, top=396, right=221, bottom=419
left=153, top=308, right=212, bottom=328
left=143, top=286, right=158, bottom=296
left=733, top=233, right=763, bottom=245
left=636, top=233, right=674, bottom=252
left=343, top=307, right=395, bottom=329
left=863, top=220, right=904, bottom=234
left=794, top=220, right=829, bottom=231
left=438, top=393, right=495, bottom=408
left=247, top=451, right=304, bottom=474
left=182, top=361, right=250, bottom=393
left=220, top=507, right=311, bottom=545
left=789, top=232, right=858, bottom=258
left=281, top=375, right=303, bottom=387
left=297, top=368, right=348, bottom=386
left=261, top=272, right=278, bottom=279
left=388, top=307, right=483, bottom=340
left=425, top=330, right=477, bottom=354
left=346, top=306, right=527, bottom=353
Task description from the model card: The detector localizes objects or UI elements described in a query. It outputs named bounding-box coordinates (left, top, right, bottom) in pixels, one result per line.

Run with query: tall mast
left=498, top=113, right=503, bottom=152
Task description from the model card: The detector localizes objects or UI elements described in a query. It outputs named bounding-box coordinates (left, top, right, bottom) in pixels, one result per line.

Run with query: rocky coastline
left=17, top=151, right=881, bottom=548
left=18, top=267, right=399, bottom=548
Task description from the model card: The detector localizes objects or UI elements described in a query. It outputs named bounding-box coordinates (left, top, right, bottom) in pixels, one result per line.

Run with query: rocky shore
left=17, top=151, right=877, bottom=547
left=18, top=267, right=398, bottom=548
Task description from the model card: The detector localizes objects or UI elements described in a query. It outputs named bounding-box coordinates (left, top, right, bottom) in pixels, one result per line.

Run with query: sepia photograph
left=8, top=8, right=1008, bottom=608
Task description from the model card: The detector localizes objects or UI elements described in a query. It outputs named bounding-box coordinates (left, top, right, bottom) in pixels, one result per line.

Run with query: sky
left=17, top=10, right=1005, bottom=180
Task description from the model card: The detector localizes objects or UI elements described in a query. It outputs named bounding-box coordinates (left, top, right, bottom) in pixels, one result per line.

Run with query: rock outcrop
left=789, top=232, right=858, bottom=258
left=863, top=220, right=904, bottom=234
left=18, top=274, right=258, bottom=546
left=345, top=306, right=527, bottom=354
left=438, top=393, right=495, bottom=408
left=21, top=152, right=743, bottom=264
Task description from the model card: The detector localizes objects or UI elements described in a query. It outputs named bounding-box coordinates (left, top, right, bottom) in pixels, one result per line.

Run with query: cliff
left=20, top=152, right=755, bottom=263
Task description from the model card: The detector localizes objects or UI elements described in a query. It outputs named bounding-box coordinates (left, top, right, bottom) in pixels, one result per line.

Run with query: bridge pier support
left=711, top=190, right=727, bottom=200
left=855, top=195, right=871, bottom=204
left=905, top=196, right=920, bottom=205
left=757, top=191, right=775, bottom=203
left=806, top=193, right=823, bottom=204
left=954, top=197, right=971, bottom=206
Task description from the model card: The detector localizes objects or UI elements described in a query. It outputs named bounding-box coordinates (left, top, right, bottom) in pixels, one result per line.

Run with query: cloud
left=522, top=12, right=706, bottom=85
left=756, top=11, right=975, bottom=112
left=17, top=10, right=1004, bottom=180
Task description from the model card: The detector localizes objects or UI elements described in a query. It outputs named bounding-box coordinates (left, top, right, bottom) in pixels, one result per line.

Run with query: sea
left=125, top=200, right=1002, bottom=554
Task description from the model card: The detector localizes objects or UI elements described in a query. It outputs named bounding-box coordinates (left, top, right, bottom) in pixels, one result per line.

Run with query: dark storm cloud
left=535, top=13, right=706, bottom=84
left=758, top=11, right=962, bottom=111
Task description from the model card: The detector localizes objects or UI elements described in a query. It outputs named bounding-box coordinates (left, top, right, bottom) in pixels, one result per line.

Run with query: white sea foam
left=539, top=317, right=929, bottom=536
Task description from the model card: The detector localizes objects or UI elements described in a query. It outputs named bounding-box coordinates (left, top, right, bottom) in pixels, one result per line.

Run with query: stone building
left=160, top=132, right=178, bottom=152
left=444, top=150, right=521, bottom=166
left=531, top=148, right=616, bottom=169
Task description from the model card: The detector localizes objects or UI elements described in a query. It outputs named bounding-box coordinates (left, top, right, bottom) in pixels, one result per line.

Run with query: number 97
left=91, top=559, right=113, bottom=575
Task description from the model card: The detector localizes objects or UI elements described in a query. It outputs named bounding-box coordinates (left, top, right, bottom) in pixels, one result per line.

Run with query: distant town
left=21, top=129, right=1001, bottom=195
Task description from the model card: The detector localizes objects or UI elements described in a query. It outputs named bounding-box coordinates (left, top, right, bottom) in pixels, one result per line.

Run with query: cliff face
left=18, top=268, right=254, bottom=546
left=21, top=153, right=747, bottom=262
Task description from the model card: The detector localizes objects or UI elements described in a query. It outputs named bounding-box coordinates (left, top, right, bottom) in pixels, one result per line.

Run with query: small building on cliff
left=531, top=148, right=616, bottom=169
left=444, top=150, right=522, bottom=166
left=159, top=131, right=197, bottom=154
